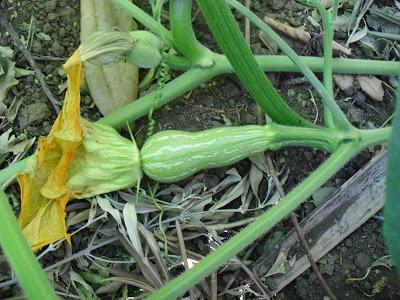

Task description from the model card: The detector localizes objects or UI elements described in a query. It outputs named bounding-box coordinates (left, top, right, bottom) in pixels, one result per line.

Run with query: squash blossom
left=17, top=50, right=142, bottom=251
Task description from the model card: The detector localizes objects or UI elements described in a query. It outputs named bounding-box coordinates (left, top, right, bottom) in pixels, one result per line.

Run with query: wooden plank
left=254, top=150, right=387, bottom=293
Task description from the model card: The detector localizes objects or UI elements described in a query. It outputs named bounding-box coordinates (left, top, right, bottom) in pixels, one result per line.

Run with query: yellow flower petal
left=18, top=51, right=83, bottom=250
left=17, top=49, right=142, bottom=251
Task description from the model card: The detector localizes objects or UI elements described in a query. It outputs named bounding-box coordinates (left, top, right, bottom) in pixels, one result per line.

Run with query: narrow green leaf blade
left=384, top=87, right=400, bottom=274
left=196, top=0, right=312, bottom=127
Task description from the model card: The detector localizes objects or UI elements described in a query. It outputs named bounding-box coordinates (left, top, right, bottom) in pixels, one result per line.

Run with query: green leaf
left=384, top=87, right=400, bottom=275
left=196, top=0, right=312, bottom=127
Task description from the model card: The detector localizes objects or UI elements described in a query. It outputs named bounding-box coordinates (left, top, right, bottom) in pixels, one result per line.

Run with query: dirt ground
left=0, top=0, right=399, bottom=299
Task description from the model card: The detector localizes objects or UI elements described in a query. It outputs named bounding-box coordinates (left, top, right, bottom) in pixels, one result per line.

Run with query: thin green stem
left=251, top=56, right=400, bottom=75
left=309, top=0, right=339, bottom=127
left=99, top=63, right=223, bottom=129
left=165, top=55, right=191, bottom=70
left=169, top=54, right=400, bottom=75
left=226, top=0, right=352, bottom=131
left=148, top=143, right=359, bottom=300
left=111, top=0, right=173, bottom=46
left=357, top=127, right=393, bottom=149
left=0, top=189, right=58, bottom=300
left=197, top=0, right=313, bottom=127
left=170, top=0, right=213, bottom=67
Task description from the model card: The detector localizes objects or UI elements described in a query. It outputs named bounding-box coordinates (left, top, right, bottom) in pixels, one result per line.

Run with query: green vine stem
left=147, top=123, right=391, bottom=299
left=171, top=54, right=400, bottom=74
left=0, top=55, right=398, bottom=186
left=197, top=0, right=313, bottom=128
left=225, top=0, right=353, bottom=130
left=147, top=142, right=360, bottom=299
left=109, top=0, right=400, bottom=76
left=170, top=0, right=213, bottom=67
left=0, top=189, right=58, bottom=300
left=111, top=0, right=173, bottom=46
left=308, top=0, right=340, bottom=127
left=251, top=56, right=399, bottom=75
left=384, top=87, right=400, bottom=274
left=100, top=61, right=224, bottom=129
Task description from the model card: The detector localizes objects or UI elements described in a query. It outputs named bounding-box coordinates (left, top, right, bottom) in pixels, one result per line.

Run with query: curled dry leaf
left=249, top=163, right=264, bottom=199
left=0, top=53, right=18, bottom=105
left=357, top=76, right=385, bottom=101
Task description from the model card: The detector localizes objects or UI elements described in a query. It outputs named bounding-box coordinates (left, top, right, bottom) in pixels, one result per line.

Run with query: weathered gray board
left=254, top=150, right=387, bottom=293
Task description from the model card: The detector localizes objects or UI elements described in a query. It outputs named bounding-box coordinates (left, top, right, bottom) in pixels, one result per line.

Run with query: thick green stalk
left=197, top=0, right=313, bottom=127
left=357, top=127, right=392, bottom=149
left=324, top=1, right=339, bottom=127
left=0, top=189, right=58, bottom=300
left=269, top=124, right=342, bottom=152
left=111, top=0, right=173, bottom=46
left=170, top=0, right=213, bottom=66
left=384, top=87, right=400, bottom=274
left=226, top=0, right=353, bottom=131
left=148, top=142, right=359, bottom=299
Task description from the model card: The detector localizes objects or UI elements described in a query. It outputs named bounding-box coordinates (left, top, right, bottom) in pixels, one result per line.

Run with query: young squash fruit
left=141, top=126, right=275, bottom=183
left=140, top=124, right=337, bottom=183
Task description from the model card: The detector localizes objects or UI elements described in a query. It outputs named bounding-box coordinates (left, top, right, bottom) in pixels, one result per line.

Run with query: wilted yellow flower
left=18, top=51, right=142, bottom=251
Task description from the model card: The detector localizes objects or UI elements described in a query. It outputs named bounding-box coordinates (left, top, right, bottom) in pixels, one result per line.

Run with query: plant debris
left=357, top=76, right=385, bottom=101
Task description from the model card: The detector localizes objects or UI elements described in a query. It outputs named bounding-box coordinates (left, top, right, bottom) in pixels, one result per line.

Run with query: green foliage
left=197, top=0, right=312, bottom=127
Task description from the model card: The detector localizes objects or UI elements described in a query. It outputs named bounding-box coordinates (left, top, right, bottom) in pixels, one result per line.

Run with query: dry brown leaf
left=263, top=16, right=352, bottom=56
left=357, top=76, right=385, bottom=101
left=264, top=16, right=311, bottom=43
left=333, top=74, right=354, bottom=91
left=265, top=252, right=290, bottom=277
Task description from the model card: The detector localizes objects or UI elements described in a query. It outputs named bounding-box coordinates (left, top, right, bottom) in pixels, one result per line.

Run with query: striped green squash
left=140, top=125, right=276, bottom=183
left=140, top=124, right=338, bottom=183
